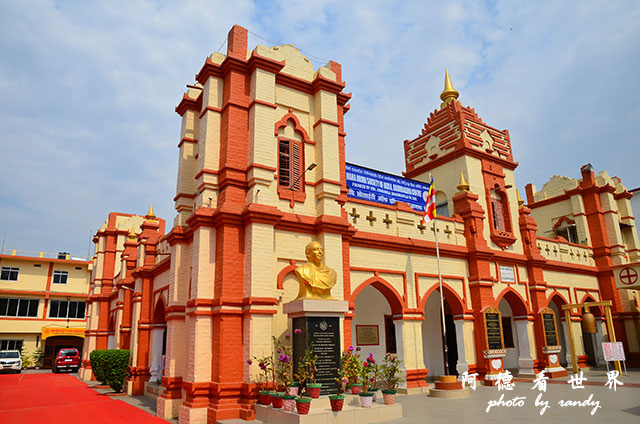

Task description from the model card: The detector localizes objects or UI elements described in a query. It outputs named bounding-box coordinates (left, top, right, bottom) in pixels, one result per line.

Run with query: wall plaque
left=541, top=308, right=559, bottom=347
left=355, top=325, right=379, bottom=346
left=500, top=265, right=515, bottom=282
left=484, top=307, right=504, bottom=350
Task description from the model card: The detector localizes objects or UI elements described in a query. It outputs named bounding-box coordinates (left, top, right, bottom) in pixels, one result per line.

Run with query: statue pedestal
left=284, top=299, right=348, bottom=395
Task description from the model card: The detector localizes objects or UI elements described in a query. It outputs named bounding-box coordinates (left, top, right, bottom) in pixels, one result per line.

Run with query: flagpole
left=434, top=215, right=448, bottom=375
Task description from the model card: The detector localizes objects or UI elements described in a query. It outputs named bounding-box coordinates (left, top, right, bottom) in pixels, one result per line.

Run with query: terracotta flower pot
left=295, top=397, right=312, bottom=414
left=358, top=392, right=374, bottom=408
left=287, top=386, right=299, bottom=396
left=350, top=383, right=363, bottom=394
left=329, top=394, right=345, bottom=411
left=307, top=383, right=322, bottom=398
left=258, top=391, right=271, bottom=405
left=382, top=389, right=397, bottom=405
left=271, top=393, right=284, bottom=409
left=282, top=395, right=296, bottom=412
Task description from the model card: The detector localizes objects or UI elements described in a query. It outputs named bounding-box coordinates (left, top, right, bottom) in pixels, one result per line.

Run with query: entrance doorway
left=43, top=336, right=83, bottom=368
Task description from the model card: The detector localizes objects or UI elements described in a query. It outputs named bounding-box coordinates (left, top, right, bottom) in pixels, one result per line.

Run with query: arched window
left=435, top=191, right=449, bottom=217
left=490, top=190, right=506, bottom=231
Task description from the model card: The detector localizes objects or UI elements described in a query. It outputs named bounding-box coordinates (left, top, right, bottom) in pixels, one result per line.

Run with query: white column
left=560, top=318, right=572, bottom=368
left=454, top=319, right=468, bottom=375
left=515, top=318, right=534, bottom=375
left=594, top=319, right=605, bottom=366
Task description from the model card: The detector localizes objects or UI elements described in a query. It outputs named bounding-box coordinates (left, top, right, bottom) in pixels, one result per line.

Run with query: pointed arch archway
left=420, top=283, right=466, bottom=377
left=496, top=288, right=532, bottom=372
left=150, top=294, right=167, bottom=382
left=351, top=276, right=405, bottom=365
left=547, top=292, right=569, bottom=367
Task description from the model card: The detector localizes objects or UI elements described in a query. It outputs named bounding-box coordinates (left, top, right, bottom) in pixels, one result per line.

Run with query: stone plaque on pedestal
left=284, top=299, right=348, bottom=396
left=293, top=317, right=340, bottom=395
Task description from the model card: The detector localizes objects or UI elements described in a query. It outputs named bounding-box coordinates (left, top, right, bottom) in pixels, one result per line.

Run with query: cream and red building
left=80, top=25, right=640, bottom=423
left=0, top=250, right=91, bottom=367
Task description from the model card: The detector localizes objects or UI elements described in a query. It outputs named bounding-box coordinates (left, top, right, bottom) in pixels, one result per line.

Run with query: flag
left=422, top=177, right=437, bottom=224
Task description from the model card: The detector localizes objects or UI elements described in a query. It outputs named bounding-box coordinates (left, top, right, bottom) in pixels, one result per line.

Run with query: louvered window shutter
left=279, top=139, right=291, bottom=187
left=291, top=142, right=301, bottom=190
left=491, top=199, right=505, bottom=231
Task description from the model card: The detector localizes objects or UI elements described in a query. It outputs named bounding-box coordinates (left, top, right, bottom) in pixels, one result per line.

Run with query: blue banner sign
left=345, top=163, right=431, bottom=212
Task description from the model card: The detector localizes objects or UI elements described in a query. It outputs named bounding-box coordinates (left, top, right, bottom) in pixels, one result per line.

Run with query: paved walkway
left=3, top=368, right=639, bottom=423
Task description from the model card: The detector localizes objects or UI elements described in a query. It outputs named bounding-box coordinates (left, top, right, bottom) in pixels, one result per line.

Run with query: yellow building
left=0, top=250, right=91, bottom=368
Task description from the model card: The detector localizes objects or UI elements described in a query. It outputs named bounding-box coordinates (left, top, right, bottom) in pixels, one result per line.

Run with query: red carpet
left=0, top=373, right=168, bottom=423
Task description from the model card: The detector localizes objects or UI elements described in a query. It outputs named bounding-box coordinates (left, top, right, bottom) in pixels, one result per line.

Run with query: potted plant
left=21, top=351, right=33, bottom=369
left=32, top=346, right=44, bottom=369
left=340, top=346, right=363, bottom=394
left=248, top=354, right=273, bottom=405
left=380, top=353, right=403, bottom=405
left=365, top=352, right=381, bottom=402
left=273, top=332, right=296, bottom=411
left=295, top=393, right=312, bottom=415
left=358, top=354, right=375, bottom=408
left=329, top=370, right=347, bottom=412
left=295, top=333, right=321, bottom=398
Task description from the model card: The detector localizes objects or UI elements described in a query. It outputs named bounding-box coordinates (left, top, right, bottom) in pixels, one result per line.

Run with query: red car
left=53, top=348, right=80, bottom=373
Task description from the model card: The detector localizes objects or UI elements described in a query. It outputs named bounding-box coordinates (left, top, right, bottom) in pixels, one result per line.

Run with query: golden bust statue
left=294, top=241, right=337, bottom=300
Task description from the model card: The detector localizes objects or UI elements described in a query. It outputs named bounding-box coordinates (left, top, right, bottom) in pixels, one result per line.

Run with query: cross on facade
left=417, top=223, right=426, bottom=234
left=619, top=267, right=638, bottom=285
left=350, top=208, right=360, bottom=223
left=383, top=214, right=393, bottom=228
left=366, top=211, right=377, bottom=226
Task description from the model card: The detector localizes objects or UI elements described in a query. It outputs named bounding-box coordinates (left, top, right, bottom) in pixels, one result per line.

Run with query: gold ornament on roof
left=128, top=226, right=137, bottom=240
left=440, top=69, right=459, bottom=109
left=145, top=203, right=157, bottom=220
left=457, top=171, right=470, bottom=192
left=294, top=241, right=337, bottom=300
left=517, top=190, right=525, bottom=207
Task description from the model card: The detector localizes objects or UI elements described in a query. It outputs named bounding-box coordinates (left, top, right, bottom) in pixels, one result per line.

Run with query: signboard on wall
left=500, top=265, right=515, bottom=282
left=483, top=308, right=504, bottom=350
left=42, top=327, right=85, bottom=340
left=345, top=163, right=431, bottom=212
left=541, top=308, right=559, bottom=347
left=356, top=325, right=380, bottom=346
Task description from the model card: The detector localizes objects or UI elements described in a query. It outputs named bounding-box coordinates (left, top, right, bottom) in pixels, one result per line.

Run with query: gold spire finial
left=145, top=203, right=156, bottom=220
left=517, top=190, right=525, bottom=207
left=128, top=226, right=137, bottom=240
left=457, top=171, right=470, bottom=192
left=440, top=69, right=459, bottom=109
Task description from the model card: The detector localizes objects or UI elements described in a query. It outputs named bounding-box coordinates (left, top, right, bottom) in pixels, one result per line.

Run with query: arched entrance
left=421, top=286, right=464, bottom=376
left=351, top=278, right=403, bottom=363
left=548, top=294, right=568, bottom=367
left=107, top=315, right=116, bottom=349
left=496, top=289, right=530, bottom=373
left=43, top=336, right=84, bottom=368
left=150, top=297, right=167, bottom=382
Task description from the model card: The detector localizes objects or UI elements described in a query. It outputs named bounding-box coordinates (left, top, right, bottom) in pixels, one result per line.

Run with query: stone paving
left=381, top=368, right=640, bottom=424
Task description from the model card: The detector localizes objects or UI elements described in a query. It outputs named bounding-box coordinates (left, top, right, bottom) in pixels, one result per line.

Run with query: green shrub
left=31, top=347, right=44, bottom=368
left=104, top=349, right=130, bottom=393
left=90, top=350, right=108, bottom=384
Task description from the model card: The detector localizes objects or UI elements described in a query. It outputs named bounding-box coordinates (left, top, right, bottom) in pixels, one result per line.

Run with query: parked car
left=0, top=350, right=22, bottom=374
left=53, top=348, right=80, bottom=373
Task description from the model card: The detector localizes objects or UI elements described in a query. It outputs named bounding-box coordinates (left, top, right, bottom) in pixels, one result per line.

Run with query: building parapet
left=536, top=236, right=595, bottom=267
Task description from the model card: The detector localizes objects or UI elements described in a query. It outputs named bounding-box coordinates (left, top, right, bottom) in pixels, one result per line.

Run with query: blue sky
left=1, top=0, right=639, bottom=257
